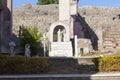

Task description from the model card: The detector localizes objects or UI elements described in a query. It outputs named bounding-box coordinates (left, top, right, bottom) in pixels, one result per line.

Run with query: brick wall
left=103, top=26, right=120, bottom=52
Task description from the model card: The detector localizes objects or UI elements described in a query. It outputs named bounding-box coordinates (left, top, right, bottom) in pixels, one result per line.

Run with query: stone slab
left=0, top=74, right=120, bottom=80
left=49, top=42, right=73, bottom=57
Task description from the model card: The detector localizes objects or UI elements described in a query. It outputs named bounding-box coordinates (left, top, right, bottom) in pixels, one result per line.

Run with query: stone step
left=48, top=57, right=98, bottom=74
left=104, top=27, right=120, bottom=29
left=103, top=37, right=120, bottom=41
left=103, top=43, right=116, bottom=47
left=104, top=33, right=120, bottom=35
left=105, top=28, right=120, bottom=30
left=0, top=74, right=120, bottom=80
left=104, top=33, right=120, bottom=36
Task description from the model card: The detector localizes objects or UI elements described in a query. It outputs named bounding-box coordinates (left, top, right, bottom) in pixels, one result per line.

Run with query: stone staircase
left=1, top=57, right=120, bottom=80
left=48, top=57, right=97, bottom=74
left=103, top=26, right=120, bottom=52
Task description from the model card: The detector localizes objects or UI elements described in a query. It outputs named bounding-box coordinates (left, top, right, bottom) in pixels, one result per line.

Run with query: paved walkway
left=0, top=73, right=120, bottom=78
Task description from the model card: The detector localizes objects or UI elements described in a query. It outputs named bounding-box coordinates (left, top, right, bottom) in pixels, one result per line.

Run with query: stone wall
left=13, top=4, right=59, bottom=35
left=0, top=0, right=12, bottom=53
left=103, top=26, right=120, bottom=52
left=13, top=4, right=120, bottom=52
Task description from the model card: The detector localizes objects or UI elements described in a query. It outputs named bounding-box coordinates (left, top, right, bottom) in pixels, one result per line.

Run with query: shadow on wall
left=72, top=13, right=99, bottom=51
left=1, top=0, right=13, bottom=51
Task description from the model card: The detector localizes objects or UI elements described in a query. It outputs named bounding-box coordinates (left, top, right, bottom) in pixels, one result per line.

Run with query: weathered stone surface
left=49, top=42, right=73, bottom=57
left=13, top=5, right=120, bottom=52
left=13, top=4, right=59, bottom=34
left=13, top=5, right=120, bottom=34
left=0, top=0, right=12, bottom=53
left=77, top=38, right=92, bottom=54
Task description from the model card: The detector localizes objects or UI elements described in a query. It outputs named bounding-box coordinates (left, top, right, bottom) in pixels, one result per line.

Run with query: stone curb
left=0, top=74, right=120, bottom=78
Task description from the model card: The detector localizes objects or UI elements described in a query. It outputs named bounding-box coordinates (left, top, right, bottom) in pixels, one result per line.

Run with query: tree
left=20, top=26, right=43, bottom=56
left=37, top=0, right=59, bottom=5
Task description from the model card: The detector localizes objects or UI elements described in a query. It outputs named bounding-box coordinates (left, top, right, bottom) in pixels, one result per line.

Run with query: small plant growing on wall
left=19, top=26, right=43, bottom=56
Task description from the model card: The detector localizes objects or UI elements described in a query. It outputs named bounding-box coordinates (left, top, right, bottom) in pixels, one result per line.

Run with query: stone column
left=74, top=35, right=78, bottom=57
left=7, top=0, right=12, bottom=12
left=70, top=0, right=78, bottom=15
left=70, top=17, right=74, bottom=39
left=43, top=33, right=46, bottom=57
left=59, top=0, right=70, bottom=21
left=7, top=0, right=12, bottom=35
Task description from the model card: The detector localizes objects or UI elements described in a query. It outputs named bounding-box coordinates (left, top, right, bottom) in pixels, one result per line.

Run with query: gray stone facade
left=0, top=0, right=12, bottom=53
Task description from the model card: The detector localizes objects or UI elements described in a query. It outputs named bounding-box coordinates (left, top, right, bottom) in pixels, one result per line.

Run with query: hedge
left=0, top=55, right=49, bottom=74
left=93, top=55, right=120, bottom=72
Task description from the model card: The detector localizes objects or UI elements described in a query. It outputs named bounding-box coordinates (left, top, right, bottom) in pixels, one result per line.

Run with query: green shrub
left=20, top=26, right=43, bottom=56
left=0, top=55, right=49, bottom=74
left=93, top=55, right=120, bottom=72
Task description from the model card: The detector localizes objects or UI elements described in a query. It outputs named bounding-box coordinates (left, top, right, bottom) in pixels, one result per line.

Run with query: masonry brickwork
left=12, top=4, right=120, bottom=53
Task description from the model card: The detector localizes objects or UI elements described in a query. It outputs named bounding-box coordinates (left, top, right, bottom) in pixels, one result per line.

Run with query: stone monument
left=48, top=0, right=79, bottom=57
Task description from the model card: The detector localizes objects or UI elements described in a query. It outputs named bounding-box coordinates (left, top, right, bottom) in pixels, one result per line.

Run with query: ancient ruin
left=48, top=0, right=78, bottom=57
left=48, top=0, right=98, bottom=57
left=0, top=0, right=12, bottom=53
left=0, top=0, right=120, bottom=56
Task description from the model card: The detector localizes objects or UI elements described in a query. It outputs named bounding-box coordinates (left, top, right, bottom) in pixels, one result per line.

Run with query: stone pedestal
left=49, top=42, right=73, bottom=57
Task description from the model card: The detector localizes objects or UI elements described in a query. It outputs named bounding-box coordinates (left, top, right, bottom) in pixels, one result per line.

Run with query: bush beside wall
left=0, top=55, right=49, bottom=74
left=93, top=55, right=120, bottom=72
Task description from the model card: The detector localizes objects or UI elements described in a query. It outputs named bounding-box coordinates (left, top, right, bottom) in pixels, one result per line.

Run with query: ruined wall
left=103, top=23, right=120, bottom=52
left=79, top=6, right=120, bottom=52
left=0, top=0, right=12, bottom=53
left=13, top=5, right=120, bottom=52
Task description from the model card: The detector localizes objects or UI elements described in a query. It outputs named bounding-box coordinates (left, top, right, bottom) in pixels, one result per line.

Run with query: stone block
left=49, top=42, right=73, bottom=57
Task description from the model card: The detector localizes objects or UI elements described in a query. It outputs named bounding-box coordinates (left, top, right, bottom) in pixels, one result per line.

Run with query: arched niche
left=49, top=21, right=70, bottom=42
left=53, top=25, right=65, bottom=42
